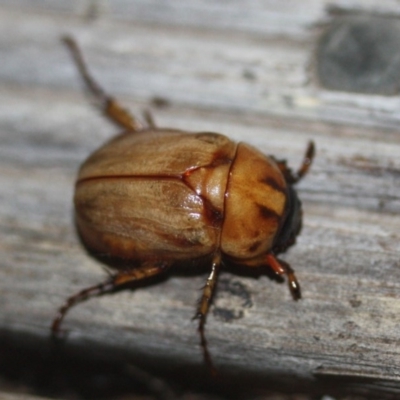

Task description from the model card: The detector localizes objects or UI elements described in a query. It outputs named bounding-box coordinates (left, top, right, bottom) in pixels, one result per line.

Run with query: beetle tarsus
left=287, top=272, right=301, bottom=300
left=265, top=253, right=301, bottom=300
left=62, top=35, right=141, bottom=131
left=198, top=317, right=218, bottom=377
left=275, top=257, right=302, bottom=300
left=285, top=263, right=301, bottom=300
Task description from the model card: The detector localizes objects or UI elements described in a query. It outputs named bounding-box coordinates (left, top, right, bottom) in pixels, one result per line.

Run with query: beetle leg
left=51, top=263, right=169, bottom=335
left=194, top=252, right=221, bottom=375
left=266, top=253, right=301, bottom=300
left=62, top=36, right=142, bottom=131
left=274, top=141, right=315, bottom=184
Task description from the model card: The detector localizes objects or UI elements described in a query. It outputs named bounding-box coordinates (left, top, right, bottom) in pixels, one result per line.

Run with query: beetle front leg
left=51, top=263, right=170, bottom=335
left=194, top=252, right=221, bottom=375
left=266, top=253, right=301, bottom=300
left=62, top=36, right=142, bottom=132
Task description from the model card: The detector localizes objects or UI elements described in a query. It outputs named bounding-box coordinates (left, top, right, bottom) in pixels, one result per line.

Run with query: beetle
left=52, top=37, right=315, bottom=374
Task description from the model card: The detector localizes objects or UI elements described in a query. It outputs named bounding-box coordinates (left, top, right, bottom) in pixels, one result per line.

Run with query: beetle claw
left=288, top=273, right=302, bottom=300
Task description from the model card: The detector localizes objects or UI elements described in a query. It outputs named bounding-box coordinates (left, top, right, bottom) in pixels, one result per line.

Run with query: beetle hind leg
left=51, top=263, right=170, bottom=336
left=266, top=253, right=301, bottom=300
left=62, top=36, right=141, bottom=131
left=194, top=252, right=221, bottom=376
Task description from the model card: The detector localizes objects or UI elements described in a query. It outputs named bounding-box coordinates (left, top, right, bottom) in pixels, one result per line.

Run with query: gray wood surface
left=1, top=1, right=400, bottom=399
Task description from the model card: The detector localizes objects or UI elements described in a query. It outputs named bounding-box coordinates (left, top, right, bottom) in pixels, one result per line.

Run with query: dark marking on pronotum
left=260, top=176, right=286, bottom=193
left=257, top=204, right=281, bottom=221
left=248, top=240, right=262, bottom=253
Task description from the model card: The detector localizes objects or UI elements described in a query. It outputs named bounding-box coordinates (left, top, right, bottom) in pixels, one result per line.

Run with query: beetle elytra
left=52, top=37, right=315, bottom=374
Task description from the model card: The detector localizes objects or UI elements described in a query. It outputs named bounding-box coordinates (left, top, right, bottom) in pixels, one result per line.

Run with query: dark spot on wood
left=349, top=296, right=362, bottom=308
left=242, top=68, right=257, bottom=81
left=213, top=307, right=243, bottom=322
left=212, top=277, right=253, bottom=322
left=223, top=279, right=253, bottom=308
left=282, top=95, right=294, bottom=108
left=150, top=96, right=170, bottom=108
left=316, top=15, right=400, bottom=95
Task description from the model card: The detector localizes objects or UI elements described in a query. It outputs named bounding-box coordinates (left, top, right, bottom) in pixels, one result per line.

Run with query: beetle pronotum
left=52, top=37, right=315, bottom=374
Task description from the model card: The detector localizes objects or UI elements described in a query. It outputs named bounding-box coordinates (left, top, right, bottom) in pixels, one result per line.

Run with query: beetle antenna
left=62, top=35, right=142, bottom=131
left=293, top=141, right=315, bottom=183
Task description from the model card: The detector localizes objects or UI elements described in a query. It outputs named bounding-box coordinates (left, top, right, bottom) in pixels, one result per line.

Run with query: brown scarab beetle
left=52, top=37, right=315, bottom=374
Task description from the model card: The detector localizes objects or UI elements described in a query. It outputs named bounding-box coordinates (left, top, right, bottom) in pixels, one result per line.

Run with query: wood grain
left=1, top=1, right=400, bottom=399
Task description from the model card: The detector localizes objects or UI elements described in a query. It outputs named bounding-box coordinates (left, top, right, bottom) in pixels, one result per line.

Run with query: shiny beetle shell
left=52, top=37, right=315, bottom=375
left=75, top=130, right=289, bottom=264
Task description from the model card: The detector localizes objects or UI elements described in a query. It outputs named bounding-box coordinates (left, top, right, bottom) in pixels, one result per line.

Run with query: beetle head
left=272, top=185, right=302, bottom=254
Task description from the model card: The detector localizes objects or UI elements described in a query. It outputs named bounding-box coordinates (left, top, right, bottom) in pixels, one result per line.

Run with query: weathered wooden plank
left=3, top=0, right=400, bottom=37
left=2, top=6, right=400, bottom=134
left=1, top=2, right=400, bottom=399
